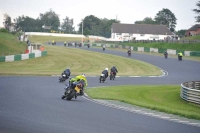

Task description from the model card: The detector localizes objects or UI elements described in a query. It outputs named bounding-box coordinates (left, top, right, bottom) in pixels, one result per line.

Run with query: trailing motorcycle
left=164, top=54, right=168, bottom=59
left=61, top=81, right=84, bottom=100
left=110, top=72, right=115, bottom=80
left=88, top=44, right=90, bottom=48
left=59, top=73, right=69, bottom=82
left=99, top=73, right=105, bottom=83
left=128, top=51, right=131, bottom=56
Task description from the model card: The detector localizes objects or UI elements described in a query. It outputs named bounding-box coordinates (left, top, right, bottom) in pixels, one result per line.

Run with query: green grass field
left=0, top=44, right=161, bottom=76
left=86, top=85, right=200, bottom=120
left=181, top=35, right=200, bottom=40
left=0, top=32, right=27, bottom=55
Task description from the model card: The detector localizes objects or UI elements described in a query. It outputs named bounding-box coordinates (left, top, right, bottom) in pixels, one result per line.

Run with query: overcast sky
left=0, top=0, right=198, bottom=31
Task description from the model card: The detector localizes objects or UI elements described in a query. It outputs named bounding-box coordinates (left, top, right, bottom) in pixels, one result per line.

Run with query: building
left=185, top=24, right=200, bottom=36
left=111, top=23, right=174, bottom=41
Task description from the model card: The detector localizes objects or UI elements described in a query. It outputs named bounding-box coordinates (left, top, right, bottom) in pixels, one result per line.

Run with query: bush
left=0, top=28, right=8, bottom=33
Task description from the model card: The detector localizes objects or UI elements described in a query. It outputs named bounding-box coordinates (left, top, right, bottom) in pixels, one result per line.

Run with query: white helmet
left=105, top=68, right=108, bottom=71
left=82, top=73, right=86, bottom=77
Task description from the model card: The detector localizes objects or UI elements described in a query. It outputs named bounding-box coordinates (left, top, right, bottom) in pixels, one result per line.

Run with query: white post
left=82, top=19, right=83, bottom=45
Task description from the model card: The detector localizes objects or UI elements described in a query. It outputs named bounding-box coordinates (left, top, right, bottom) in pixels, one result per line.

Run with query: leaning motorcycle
left=59, top=73, right=69, bottom=82
left=100, top=73, right=105, bottom=83
left=110, top=72, right=115, bottom=80
left=61, top=81, right=84, bottom=100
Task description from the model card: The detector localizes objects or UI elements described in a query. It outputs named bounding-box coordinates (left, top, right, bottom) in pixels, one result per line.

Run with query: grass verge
left=0, top=44, right=161, bottom=76
left=85, top=85, right=200, bottom=120
left=0, top=32, right=27, bottom=56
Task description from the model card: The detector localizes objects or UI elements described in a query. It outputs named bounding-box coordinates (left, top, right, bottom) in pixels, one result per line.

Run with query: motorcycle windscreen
left=101, top=74, right=104, bottom=76
left=75, top=86, right=80, bottom=93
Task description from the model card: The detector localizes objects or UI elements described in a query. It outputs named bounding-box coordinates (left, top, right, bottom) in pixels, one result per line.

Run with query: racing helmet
left=82, top=73, right=86, bottom=77
left=105, top=68, right=108, bottom=71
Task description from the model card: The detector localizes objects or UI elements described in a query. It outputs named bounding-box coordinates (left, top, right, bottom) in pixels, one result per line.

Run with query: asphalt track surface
left=0, top=43, right=200, bottom=133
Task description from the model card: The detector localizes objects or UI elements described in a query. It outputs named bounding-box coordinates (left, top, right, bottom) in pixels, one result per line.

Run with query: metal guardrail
left=181, top=81, right=200, bottom=104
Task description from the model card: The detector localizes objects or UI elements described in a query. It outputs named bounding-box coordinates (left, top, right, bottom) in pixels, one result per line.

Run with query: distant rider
left=164, top=51, right=168, bottom=58
left=62, top=68, right=71, bottom=77
left=178, top=51, right=183, bottom=60
left=110, top=66, right=118, bottom=77
left=127, top=48, right=131, bottom=54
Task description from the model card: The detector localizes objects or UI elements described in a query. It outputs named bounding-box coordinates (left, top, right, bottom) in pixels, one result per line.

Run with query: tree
left=176, top=29, right=187, bottom=37
left=193, top=1, right=200, bottom=22
left=61, top=16, right=75, bottom=33
left=78, top=15, right=120, bottom=37
left=135, top=17, right=157, bottom=25
left=38, top=9, right=60, bottom=31
left=154, top=8, right=177, bottom=32
left=15, top=15, right=38, bottom=32
left=3, top=14, right=11, bottom=31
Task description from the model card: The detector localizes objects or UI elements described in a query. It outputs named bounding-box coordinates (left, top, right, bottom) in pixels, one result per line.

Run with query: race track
left=0, top=44, right=200, bottom=133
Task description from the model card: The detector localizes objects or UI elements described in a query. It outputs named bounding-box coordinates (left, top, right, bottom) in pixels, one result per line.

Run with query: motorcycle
left=164, top=54, right=168, bottom=59
left=103, top=47, right=105, bottom=51
left=99, top=73, right=105, bottom=83
left=128, top=51, right=131, bottom=56
left=178, top=55, right=182, bottom=61
left=110, top=72, right=115, bottom=80
left=64, top=43, right=66, bottom=47
left=61, top=81, right=84, bottom=100
left=59, top=73, right=69, bottom=82
left=88, top=44, right=90, bottom=48
left=79, top=43, right=82, bottom=47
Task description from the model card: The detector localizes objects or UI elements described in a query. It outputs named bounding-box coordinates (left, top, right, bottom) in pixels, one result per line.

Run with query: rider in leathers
left=101, top=68, right=109, bottom=80
left=110, top=66, right=118, bottom=77
left=69, top=74, right=88, bottom=95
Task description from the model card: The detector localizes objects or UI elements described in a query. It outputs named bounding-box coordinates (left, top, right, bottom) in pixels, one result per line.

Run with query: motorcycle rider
left=164, top=51, right=168, bottom=58
left=178, top=51, right=183, bottom=60
left=69, top=74, right=88, bottom=95
left=110, top=66, right=118, bottom=77
left=127, top=48, right=131, bottom=55
left=64, top=41, right=66, bottom=46
left=101, top=68, right=109, bottom=79
left=62, top=68, right=71, bottom=77
left=103, top=45, right=106, bottom=50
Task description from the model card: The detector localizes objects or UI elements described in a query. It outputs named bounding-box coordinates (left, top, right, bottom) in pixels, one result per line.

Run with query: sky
left=0, top=0, right=199, bottom=31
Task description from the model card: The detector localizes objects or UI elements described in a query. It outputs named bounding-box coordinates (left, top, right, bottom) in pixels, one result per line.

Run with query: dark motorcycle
left=110, top=72, right=115, bottom=80
left=178, top=56, right=182, bottom=61
left=79, top=43, right=82, bottom=47
left=164, top=54, right=168, bottom=59
left=61, top=81, right=84, bottom=100
left=99, top=73, right=105, bottom=83
left=128, top=51, right=131, bottom=56
left=103, top=47, right=105, bottom=51
left=88, top=44, right=90, bottom=48
left=59, top=73, right=69, bottom=82
left=64, top=43, right=66, bottom=47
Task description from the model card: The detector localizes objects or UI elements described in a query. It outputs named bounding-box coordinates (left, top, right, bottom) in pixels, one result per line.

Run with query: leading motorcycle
left=61, top=81, right=84, bottom=100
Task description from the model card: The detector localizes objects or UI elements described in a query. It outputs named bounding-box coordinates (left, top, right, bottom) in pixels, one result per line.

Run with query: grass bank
left=86, top=85, right=200, bottom=120
left=0, top=44, right=161, bottom=76
left=0, top=32, right=27, bottom=56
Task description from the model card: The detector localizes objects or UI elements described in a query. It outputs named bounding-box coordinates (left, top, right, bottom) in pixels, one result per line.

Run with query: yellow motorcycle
left=61, top=81, right=84, bottom=100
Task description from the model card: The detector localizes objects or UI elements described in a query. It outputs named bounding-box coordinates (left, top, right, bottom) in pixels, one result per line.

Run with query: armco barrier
left=0, top=51, right=47, bottom=62
left=181, top=81, right=200, bottom=104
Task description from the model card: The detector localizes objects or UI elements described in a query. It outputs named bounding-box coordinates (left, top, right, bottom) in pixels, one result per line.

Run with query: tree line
left=3, top=2, right=200, bottom=37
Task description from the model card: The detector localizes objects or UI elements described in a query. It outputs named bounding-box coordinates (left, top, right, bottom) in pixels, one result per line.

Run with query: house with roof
left=111, top=23, right=174, bottom=41
left=185, top=24, right=200, bottom=36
